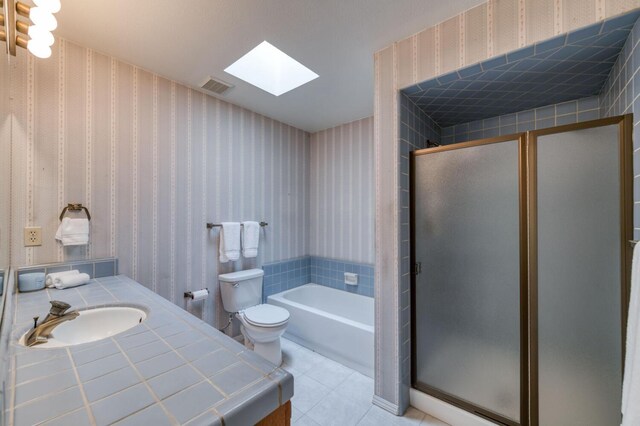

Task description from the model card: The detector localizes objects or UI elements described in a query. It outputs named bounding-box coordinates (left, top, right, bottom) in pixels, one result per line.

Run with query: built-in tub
left=267, top=283, right=374, bottom=377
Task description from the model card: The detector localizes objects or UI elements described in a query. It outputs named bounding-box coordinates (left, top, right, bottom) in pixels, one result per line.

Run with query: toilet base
left=253, top=339, right=282, bottom=365
left=240, top=326, right=283, bottom=365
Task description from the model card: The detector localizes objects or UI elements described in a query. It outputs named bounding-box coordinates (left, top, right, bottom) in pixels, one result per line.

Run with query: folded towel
left=55, top=218, right=90, bottom=246
left=622, top=243, right=640, bottom=425
left=54, top=272, right=91, bottom=289
left=219, top=222, right=241, bottom=263
left=46, top=270, right=80, bottom=288
left=241, top=221, right=260, bottom=258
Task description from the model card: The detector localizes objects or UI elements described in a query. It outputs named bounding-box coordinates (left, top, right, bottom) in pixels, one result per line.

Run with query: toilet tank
left=218, top=269, right=264, bottom=312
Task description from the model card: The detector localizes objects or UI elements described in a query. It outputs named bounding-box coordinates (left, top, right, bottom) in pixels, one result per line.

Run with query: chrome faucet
left=25, top=301, right=79, bottom=347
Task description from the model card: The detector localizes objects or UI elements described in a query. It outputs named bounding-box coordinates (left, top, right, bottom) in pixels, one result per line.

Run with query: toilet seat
left=241, top=304, right=289, bottom=327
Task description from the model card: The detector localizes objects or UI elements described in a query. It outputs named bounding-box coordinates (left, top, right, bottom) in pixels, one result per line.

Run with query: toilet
left=218, top=269, right=290, bottom=365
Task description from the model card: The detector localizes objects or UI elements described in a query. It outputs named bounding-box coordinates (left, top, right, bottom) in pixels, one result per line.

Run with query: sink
left=19, top=305, right=147, bottom=348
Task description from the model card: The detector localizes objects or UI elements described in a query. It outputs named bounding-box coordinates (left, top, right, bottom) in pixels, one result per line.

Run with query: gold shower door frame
left=410, top=115, right=633, bottom=426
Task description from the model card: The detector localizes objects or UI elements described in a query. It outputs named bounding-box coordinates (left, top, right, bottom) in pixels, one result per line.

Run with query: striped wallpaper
left=7, top=39, right=310, bottom=328
left=374, top=0, right=640, bottom=415
left=309, top=117, right=374, bottom=265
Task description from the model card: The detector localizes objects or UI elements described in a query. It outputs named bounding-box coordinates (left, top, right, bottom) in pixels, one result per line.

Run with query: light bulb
left=29, top=7, right=57, bottom=31
left=27, top=39, right=52, bottom=58
left=28, top=26, right=54, bottom=47
left=33, top=0, right=61, bottom=14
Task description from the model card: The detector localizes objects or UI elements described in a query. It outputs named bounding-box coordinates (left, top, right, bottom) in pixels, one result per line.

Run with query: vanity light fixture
left=225, top=41, right=319, bottom=96
left=1, top=0, right=60, bottom=58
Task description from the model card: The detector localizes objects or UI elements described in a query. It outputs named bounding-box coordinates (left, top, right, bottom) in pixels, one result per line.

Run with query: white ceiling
left=55, top=0, right=485, bottom=132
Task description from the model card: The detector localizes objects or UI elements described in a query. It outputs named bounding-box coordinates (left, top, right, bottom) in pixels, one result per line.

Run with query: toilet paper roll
left=189, top=289, right=209, bottom=301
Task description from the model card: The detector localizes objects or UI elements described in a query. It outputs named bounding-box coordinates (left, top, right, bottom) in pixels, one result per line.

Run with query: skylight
left=224, top=41, right=319, bottom=96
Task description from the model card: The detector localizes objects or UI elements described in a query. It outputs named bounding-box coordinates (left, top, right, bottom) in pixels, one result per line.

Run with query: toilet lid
left=242, top=304, right=290, bottom=327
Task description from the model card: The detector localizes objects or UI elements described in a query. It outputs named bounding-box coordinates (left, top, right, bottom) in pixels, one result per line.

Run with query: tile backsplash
left=16, top=258, right=118, bottom=287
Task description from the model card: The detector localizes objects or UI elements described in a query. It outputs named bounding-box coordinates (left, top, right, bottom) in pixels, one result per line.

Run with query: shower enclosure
left=410, top=116, right=633, bottom=426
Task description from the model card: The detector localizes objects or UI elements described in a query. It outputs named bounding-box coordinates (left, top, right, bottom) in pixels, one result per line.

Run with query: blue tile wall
left=398, top=93, right=440, bottom=388
left=16, top=258, right=119, bottom=289
left=400, top=93, right=441, bottom=154
left=441, top=96, right=601, bottom=144
left=262, top=257, right=309, bottom=302
left=402, top=10, right=640, bottom=127
left=262, top=256, right=376, bottom=300
left=399, top=94, right=440, bottom=302
left=309, top=257, right=374, bottom=298
left=600, top=15, right=640, bottom=239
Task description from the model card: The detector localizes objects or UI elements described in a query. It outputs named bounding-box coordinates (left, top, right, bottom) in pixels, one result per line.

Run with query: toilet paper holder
left=184, top=289, right=210, bottom=300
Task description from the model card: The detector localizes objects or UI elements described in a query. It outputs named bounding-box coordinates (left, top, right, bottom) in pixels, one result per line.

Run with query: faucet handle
left=49, top=300, right=71, bottom=316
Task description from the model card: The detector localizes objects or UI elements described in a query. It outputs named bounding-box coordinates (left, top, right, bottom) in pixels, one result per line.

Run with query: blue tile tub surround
left=16, top=258, right=118, bottom=288
left=309, top=256, right=374, bottom=297
left=441, top=96, right=601, bottom=144
left=262, top=256, right=375, bottom=299
left=262, top=257, right=310, bottom=301
left=402, top=10, right=640, bottom=127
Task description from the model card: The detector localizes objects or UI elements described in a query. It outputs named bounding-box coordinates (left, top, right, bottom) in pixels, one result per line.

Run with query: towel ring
left=59, top=203, right=91, bottom=221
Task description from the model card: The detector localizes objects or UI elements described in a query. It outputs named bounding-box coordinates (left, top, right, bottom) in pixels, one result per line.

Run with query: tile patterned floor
left=280, top=338, right=449, bottom=426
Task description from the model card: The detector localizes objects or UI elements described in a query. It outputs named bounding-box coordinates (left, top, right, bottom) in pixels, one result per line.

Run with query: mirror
left=1, top=53, right=11, bottom=305
left=0, top=53, right=9, bottom=261
left=0, top=51, right=12, bottom=424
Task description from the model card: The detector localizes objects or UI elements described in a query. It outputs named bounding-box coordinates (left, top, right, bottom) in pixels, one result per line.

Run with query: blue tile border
left=309, top=256, right=374, bottom=298
left=262, top=256, right=309, bottom=302
left=262, top=256, right=375, bottom=300
left=15, top=258, right=118, bottom=292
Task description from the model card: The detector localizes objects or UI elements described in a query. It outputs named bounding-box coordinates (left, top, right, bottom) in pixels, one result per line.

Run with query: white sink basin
left=20, top=306, right=147, bottom=348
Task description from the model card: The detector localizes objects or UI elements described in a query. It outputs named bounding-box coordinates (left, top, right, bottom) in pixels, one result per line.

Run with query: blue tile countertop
left=3, top=275, right=293, bottom=425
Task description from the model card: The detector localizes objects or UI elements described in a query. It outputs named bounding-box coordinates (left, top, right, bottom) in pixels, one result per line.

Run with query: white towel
left=219, top=222, right=241, bottom=263
left=622, top=243, right=640, bottom=425
left=54, top=272, right=91, bottom=289
left=55, top=218, right=89, bottom=246
left=241, top=221, right=260, bottom=258
left=45, top=270, right=79, bottom=288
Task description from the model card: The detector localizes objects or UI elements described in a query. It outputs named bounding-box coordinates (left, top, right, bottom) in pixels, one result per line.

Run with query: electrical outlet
left=24, top=227, right=42, bottom=247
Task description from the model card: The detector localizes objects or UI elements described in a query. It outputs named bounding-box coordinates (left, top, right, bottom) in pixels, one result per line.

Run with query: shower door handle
left=413, top=262, right=422, bottom=276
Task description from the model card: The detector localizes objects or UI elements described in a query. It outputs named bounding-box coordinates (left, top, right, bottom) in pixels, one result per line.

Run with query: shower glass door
left=411, top=116, right=632, bottom=426
left=529, top=118, right=631, bottom=426
left=411, top=135, right=527, bottom=425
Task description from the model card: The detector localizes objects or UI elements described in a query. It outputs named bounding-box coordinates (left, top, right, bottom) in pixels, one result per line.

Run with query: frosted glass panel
left=413, top=140, right=521, bottom=421
left=536, top=125, right=622, bottom=426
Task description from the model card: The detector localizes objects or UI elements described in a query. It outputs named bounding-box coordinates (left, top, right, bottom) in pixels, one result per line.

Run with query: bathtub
left=267, top=283, right=374, bottom=377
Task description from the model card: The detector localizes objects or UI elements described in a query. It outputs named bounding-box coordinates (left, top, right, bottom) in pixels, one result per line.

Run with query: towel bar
left=206, top=221, right=268, bottom=230
left=59, top=203, right=91, bottom=221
